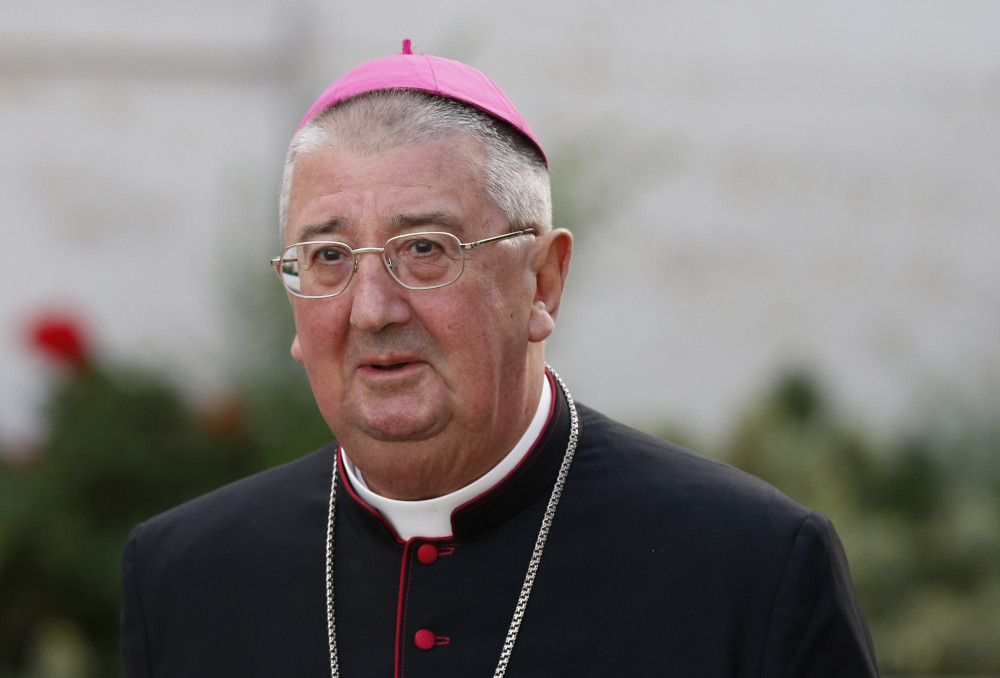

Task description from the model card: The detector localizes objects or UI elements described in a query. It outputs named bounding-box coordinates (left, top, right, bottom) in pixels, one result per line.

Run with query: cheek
left=478, top=269, right=531, bottom=332
left=292, top=303, right=349, bottom=357
left=454, top=280, right=525, bottom=352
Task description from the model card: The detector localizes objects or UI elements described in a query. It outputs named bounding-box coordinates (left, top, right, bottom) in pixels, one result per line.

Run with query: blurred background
left=1, top=0, right=998, bottom=675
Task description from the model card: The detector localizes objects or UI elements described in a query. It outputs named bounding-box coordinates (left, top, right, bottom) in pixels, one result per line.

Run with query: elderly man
left=121, top=43, right=878, bottom=677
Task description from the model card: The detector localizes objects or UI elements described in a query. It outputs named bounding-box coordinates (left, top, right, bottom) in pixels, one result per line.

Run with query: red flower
left=28, top=313, right=90, bottom=369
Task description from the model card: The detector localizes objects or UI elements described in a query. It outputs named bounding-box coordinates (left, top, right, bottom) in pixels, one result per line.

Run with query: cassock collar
left=337, top=368, right=572, bottom=543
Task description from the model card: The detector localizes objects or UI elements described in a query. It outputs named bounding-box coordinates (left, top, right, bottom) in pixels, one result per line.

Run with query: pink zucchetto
left=296, top=39, right=546, bottom=165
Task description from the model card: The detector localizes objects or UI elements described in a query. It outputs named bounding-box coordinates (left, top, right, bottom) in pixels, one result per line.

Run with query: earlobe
left=291, top=334, right=304, bottom=364
left=528, top=229, right=573, bottom=343
left=528, top=300, right=556, bottom=342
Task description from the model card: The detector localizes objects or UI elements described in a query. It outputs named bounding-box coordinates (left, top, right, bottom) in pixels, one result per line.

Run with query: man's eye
left=408, top=239, right=440, bottom=255
left=317, top=247, right=346, bottom=262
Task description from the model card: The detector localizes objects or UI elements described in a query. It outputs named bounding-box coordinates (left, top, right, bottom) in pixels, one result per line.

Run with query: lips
left=371, top=362, right=410, bottom=371
left=359, top=355, right=424, bottom=374
left=354, top=343, right=429, bottom=377
left=357, top=359, right=425, bottom=385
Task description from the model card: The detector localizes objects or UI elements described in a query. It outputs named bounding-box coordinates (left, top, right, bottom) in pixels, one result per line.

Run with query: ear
left=528, top=228, right=573, bottom=343
left=291, top=334, right=304, bottom=363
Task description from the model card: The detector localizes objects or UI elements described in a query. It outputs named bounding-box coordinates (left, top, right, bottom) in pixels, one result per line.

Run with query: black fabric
left=121, top=375, right=878, bottom=677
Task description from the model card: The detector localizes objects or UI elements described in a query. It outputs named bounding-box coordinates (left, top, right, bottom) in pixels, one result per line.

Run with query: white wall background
left=2, top=0, right=998, bottom=450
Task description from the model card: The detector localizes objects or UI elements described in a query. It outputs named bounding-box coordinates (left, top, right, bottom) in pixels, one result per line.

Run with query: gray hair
left=278, top=89, right=551, bottom=242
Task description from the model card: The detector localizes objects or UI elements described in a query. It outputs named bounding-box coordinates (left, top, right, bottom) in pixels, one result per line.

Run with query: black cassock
left=122, top=370, right=878, bottom=677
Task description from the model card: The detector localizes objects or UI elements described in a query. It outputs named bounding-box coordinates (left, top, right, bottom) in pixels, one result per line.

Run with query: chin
left=340, top=379, right=454, bottom=441
left=349, top=405, right=448, bottom=444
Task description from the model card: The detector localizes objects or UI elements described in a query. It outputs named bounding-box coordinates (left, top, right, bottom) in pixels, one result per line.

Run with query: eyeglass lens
left=279, top=232, right=466, bottom=297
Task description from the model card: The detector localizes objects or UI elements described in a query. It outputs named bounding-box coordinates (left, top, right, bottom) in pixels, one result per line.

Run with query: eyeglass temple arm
left=461, top=227, right=537, bottom=251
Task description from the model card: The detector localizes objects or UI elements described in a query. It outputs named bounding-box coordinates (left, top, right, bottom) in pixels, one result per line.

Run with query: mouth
left=371, top=361, right=411, bottom=371
left=360, top=355, right=424, bottom=373
left=355, top=357, right=427, bottom=388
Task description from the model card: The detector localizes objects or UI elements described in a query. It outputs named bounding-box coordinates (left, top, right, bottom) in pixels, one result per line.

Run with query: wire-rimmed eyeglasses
left=271, top=228, right=536, bottom=299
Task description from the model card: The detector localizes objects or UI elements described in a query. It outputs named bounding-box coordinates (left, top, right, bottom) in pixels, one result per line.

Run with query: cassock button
left=414, top=629, right=437, bottom=651
left=417, top=544, right=439, bottom=565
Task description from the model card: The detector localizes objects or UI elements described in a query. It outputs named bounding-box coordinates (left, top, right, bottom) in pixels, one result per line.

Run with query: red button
left=417, top=544, right=438, bottom=565
left=414, top=629, right=436, bottom=650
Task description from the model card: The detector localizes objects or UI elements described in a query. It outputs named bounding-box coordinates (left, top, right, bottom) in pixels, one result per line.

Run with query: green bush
left=0, top=354, right=330, bottom=677
left=719, top=372, right=1000, bottom=675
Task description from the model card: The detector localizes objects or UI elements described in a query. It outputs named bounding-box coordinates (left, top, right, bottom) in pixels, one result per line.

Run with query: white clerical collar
left=341, top=376, right=553, bottom=541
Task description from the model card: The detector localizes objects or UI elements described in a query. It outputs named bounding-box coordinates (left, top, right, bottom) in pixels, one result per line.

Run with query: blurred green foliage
left=2, top=362, right=997, bottom=676
left=722, top=372, right=1000, bottom=675
left=0, top=361, right=331, bottom=677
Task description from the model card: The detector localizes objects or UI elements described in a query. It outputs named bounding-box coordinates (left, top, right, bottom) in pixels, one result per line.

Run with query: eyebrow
left=296, top=218, right=348, bottom=242
left=295, top=212, right=465, bottom=242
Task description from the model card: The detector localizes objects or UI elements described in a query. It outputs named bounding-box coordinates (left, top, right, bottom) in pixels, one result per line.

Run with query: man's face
left=285, top=136, right=547, bottom=499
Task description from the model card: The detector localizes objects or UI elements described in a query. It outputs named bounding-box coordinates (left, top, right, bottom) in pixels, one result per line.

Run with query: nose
left=349, top=251, right=412, bottom=331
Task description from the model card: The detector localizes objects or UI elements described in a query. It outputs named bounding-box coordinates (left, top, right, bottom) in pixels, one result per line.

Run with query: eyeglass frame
left=271, top=227, right=537, bottom=299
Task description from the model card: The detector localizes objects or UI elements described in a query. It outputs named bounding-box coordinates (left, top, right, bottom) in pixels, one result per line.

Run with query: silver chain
left=325, top=367, right=579, bottom=678
left=325, top=447, right=340, bottom=675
